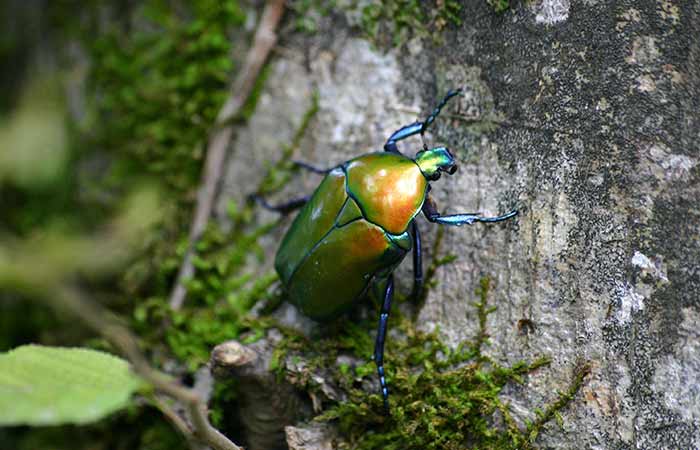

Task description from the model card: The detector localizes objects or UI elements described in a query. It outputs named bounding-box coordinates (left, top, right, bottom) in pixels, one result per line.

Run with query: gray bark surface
left=218, top=2, right=700, bottom=448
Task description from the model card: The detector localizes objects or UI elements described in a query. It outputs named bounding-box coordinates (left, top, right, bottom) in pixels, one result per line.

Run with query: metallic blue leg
left=384, top=89, right=462, bottom=153
left=422, top=195, right=518, bottom=226
left=428, top=211, right=518, bottom=226
left=411, top=221, right=423, bottom=301
left=419, top=89, right=462, bottom=135
left=384, top=122, right=423, bottom=153
left=251, top=195, right=309, bottom=214
left=292, top=160, right=333, bottom=174
left=373, top=274, right=394, bottom=413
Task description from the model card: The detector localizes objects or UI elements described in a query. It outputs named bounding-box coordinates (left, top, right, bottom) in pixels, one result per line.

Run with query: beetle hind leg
left=411, top=221, right=423, bottom=302
left=250, top=194, right=309, bottom=214
left=373, top=274, right=394, bottom=413
left=292, top=160, right=334, bottom=174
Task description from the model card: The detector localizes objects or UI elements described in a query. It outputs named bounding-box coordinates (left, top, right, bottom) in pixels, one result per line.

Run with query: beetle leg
left=383, top=89, right=462, bottom=153
left=419, top=88, right=462, bottom=135
left=411, top=221, right=423, bottom=302
left=373, top=274, right=394, bottom=413
left=292, top=160, right=333, bottom=174
left=250, top=194, right=309, bottom=215
left=384, top=122, right=423, bottom=153
left=422, top=195, right=518, bottom=226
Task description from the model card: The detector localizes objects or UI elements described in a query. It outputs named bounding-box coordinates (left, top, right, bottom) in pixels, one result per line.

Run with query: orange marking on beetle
left=346, top=153, right=427, bottom=234
left=347, top=223, right=388, bottom=258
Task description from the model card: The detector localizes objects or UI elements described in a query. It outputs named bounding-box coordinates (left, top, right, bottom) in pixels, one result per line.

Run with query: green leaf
left=0, top=345, right=142, bottom=426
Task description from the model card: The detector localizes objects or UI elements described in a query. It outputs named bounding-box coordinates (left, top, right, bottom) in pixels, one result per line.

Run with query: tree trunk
left=219, top=2, right=700, bottom=448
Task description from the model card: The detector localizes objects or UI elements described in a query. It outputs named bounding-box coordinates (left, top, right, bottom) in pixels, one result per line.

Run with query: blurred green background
left=0, top=1, right=257, bottom=448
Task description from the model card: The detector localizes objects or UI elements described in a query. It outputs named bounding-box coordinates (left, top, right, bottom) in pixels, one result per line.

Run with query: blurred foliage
left=0, top=406, right=188, bottom=450
left=82, top=0, right=246, bottom=194
left=0, top=1, right=257, bottom=448
left=0, top=187, right=161, bottom=290
left=1, top=1, right=319, bottom=445
left=0, top=78, right=80, bottom=235
left=0, top=345, right=142, bottom=426
left=0, top=80, right=68, bottom=189
left=131, top=92, right=319, bottom=373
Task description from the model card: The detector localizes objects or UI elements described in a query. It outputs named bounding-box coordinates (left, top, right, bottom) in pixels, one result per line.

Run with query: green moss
left=290, top=1, right=462, bottom=46
left=132, top=94, right=320, bottom=371
left=239, top=64, right=272, bottom=122
left=314, top=278, right=586, bottom=450
left=359, top=0, right=426, bottom=46
left=83, top=1, right=245, bottom=194
left=360, top=0, right=464, bottom=46
left=60, top=0, right=270, bottom=370
left=3, top=1, right=317, bottom=448
left=273, top=272, right=589, bottom=449
left=289, top=0, right=338, bottom=33
left=486, top=0, right=511, bottom=14
left=35, top=1, right=317, bottom=441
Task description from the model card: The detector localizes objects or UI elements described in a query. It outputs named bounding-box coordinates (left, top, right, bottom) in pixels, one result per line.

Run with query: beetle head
left=415, top=147, right=458, bottom=181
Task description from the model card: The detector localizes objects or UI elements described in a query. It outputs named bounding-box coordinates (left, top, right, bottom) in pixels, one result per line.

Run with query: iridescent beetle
left=257, top=90, right=517, bottom=411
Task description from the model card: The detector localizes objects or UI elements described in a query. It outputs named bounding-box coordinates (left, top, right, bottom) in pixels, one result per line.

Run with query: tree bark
left=219, top=2, right=700, bottom=448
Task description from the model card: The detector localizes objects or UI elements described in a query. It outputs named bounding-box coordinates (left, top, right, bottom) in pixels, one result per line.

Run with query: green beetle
left=258, top=90, right=517, bottom=411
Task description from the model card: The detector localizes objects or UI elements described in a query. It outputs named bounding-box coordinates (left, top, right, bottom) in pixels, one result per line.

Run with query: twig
left=52, top=285, right=242, bottom=450
left=169, top=0, right=287, bottom=310
left=151, top=394, right=203, bottom=449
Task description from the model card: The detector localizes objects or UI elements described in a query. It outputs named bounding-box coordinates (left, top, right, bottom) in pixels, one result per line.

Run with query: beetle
left=256, top=89, right=517, bottom=411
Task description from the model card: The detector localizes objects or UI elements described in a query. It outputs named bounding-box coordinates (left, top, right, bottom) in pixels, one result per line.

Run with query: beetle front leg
left=411, top=221, right=423, bottom=302
left=384, top=122, right=423, bottom=153
left=250, top=194, right=309, bottom=215
left=373, top=274, right=394, bottom=413
left=422, top=195, right=518, bottom=226
left=384, top=89, right=462, bottom=153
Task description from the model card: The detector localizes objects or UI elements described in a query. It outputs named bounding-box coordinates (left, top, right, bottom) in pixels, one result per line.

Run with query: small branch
left=51, top=285, right=242, bottom=450
left=153, top=395, right=190, bottom=435
left=215, top=0, right=286, bottom=127
left=151, top=394, right=201, bottom=448
left=169, top=0, right=287, bottom=310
